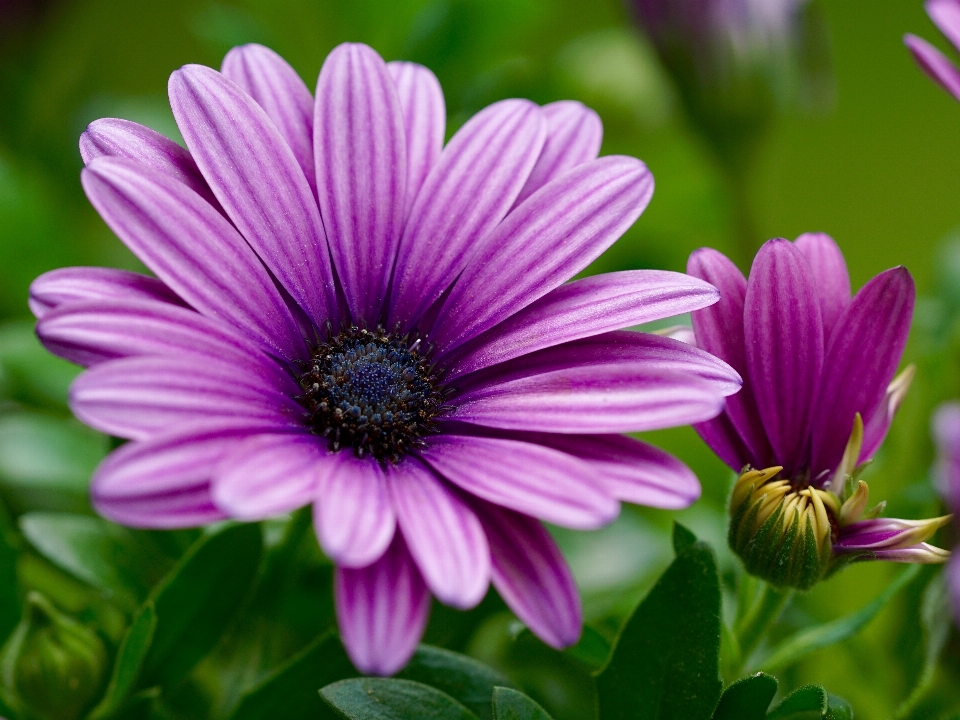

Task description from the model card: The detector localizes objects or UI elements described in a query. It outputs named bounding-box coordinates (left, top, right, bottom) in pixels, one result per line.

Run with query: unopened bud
left=1, top=592, right=107, bottom=720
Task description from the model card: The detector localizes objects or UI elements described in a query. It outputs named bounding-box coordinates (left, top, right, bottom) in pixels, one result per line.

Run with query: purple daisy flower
left=688, top=236, right=949, bottom=589
left=932, top=403, right=960, bottom=624
left=905, top=0, right=960, bottom=102
left=30, top=42, right=741, bottom=674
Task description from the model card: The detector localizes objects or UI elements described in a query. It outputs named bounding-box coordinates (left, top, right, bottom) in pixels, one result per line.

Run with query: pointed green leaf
left=397, top=645, right=512, bottom=720
left=89, top=603, right=157, bottom=719
left=491, top=687, right=554, bottom=720
left=767, top=685, right=827, bottom=719
left=713, top=673, right=777, bottom=720
left=596, top=537, right=722, bottom=720
left=673, top=522, right=698, bottom=554
left=321, top=678, right=479, bottom=720
left=227, top=630, right=355, bottom=720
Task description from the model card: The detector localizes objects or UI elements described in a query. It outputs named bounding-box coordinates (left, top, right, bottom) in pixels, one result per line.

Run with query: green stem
left=736, top=583, right=794, bottom=671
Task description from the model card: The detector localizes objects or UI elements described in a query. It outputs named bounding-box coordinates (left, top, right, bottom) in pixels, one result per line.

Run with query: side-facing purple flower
left=906, top=0, right=960, bottom=102
left=933, top=403, right=960, bottom=623
left=31, top=42, right=741, bottom=674
left=689, top=235, right=949, bottom=589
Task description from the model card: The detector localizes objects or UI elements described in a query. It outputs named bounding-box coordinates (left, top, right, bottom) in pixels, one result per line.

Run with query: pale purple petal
left=418, top=433, right=618, bottom=530
left=693, top=414, right=753, bottom=471
left=79, top=118, right=221, bottom=209
left=221, top=43, right=316, bottom=193
left=169, top=64, right=335, bottom=325
left=905, top=34, right=960, bottom=102
left=91, top=423, right=280, bottom=528
left=81, top=157, right=306, bottom=359
left=861, top=365, right=915, bottom=462
left=70, top=355, right=302, bottom=441
left=29, top=267, right=184, bottom=320
left=212, top=433, right=330, bottom=519
left=744, top=239, right=824, bottom=475
left=809, top=267, right=914, bottom=477
left=929, top=0, right=960, bottom=51
left=834, top=516, right=950, bottom=552
left=431, top=156, right=655, bottom=353
left=933, top=402, right=960, bottom=511
left=335, top=534, right=430, bottom=676
left=388, top=100, right=546, bottom=328
left=794, top=232, right=851, bottom=338
left=314, top=43, right=406, bottom=322
left=867, top=543, right=951, bottom=563
left=512, top=100, right=602, bottom=207
left=447, top=269, right=719, bottom=379
left=387, top=61, right=445, bottom=217
left=314, top=453, right=396, bottom=568
left=387, top=458, right=490, bottom=609
left=470, top=500, right=581, bottom=649
left=688, top=247, right=774, bottom=468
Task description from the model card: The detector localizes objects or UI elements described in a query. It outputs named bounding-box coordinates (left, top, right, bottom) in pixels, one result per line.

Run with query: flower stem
left=735, top=582, right=794, bottom=671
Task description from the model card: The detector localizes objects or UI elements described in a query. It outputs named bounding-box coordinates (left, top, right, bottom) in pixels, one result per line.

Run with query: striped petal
left=794, top=232, right=851, bottom=338
left=29, top=267, right=183, bottom=320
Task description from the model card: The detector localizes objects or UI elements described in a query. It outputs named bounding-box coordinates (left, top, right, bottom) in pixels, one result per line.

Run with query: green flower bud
left=1, top=592, right=107, bottom=720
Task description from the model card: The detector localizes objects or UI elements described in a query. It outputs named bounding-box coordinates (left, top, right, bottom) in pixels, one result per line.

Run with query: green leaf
left=491, top=687, right=554, bottom=720
left=561, top=625, right=610, bottom=671
left=673, top=522, right=698, bottom=554
left=397, top=645, right=512, bottom=720
left=759, top=565, right=920, bottom=673
left=825, top=693, right=853, bottom=720
left=321, top=678, right=480, bottom=719
left=596, top=538, right=723, bottom=720
left=227, top=630, right=356, bottom=720
left=0, top=499, right=19, bottom=644
left=713, top=673, right=777, bottom=720
left=142, top=522, right=263, bottom=688
left=89, top=603, right=157, bottom=719
left=767, top=685, right=827, bottom=719
left=19, top=512, right=172, bottom=609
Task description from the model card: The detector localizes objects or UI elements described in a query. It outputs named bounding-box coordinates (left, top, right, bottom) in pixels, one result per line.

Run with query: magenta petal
left=212, top=433, right=328, bottom=519
left=70, top=355, right=301, bottom=441
left=387, top=458, right=490, bottom=609
left=387, top=61, right=445, bottom=217
left=314, top=43, right=407, bottom=322
left=905, top=34, right=960, bottom=101
left=687, top=247, right=773, bottom=468
left=513, top=100, right=602, bottom=207
left=693, top=413, right=753, bottom=471
left=91, top=423, right=277, bottom=528
left=794, top=233, right=851, bottom=338
left=471, top=500, right=581, bottom=649
left=335, top=534, right=430, bottom=676
left=81, top=157, right=306, bottom=360
left=809, top=267, right=915, bottom=476
left=29, top=267, right=184, bottom=320
left=221, top=44, right=316, bottom=193
left=929, top=0, right=960, bottom=51
left=388, top=99, right=546, bottom=328
left=447, top=269, right=720, bottom=379
left=169, top=64, right=335, bottom=325
left=314, top=454, right=396, bottom=568
left=418, top=434, right=618, bottom=530
left=744, top=239, right=824, bottom=474
left=431, top=156, right=655, bottom=353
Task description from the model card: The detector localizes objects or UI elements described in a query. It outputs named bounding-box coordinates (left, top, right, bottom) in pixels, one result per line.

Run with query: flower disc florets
left=297, top=326, right=446, bottom=462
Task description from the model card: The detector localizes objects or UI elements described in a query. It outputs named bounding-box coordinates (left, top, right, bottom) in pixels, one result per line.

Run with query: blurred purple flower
left=906, top=0, right=960, bottom=102
left=932, top=403, right=960, bottom=623
left=690, top=236, right=949, bottom=589
left=31, top=42, right=742, bottom=674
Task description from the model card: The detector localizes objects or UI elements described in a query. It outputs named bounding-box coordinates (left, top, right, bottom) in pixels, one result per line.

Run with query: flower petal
left=81, top=157, right=306, bottom=359
left=314, top=43, right=407, bottom=322
left=91, top=423, right=277, bottom=528
left=810, top=267, right=915, bottom=477
left=387, top=61, right=445, bottom=217
left=335, top=534, right=430, bottom=676
left=905, top=33, right=960, bottom=102
left=418, top=433, right=618, bottom=530
left=314, top=453, right=396, bottom=568
left=744, top=239, right=824, bottom=474
left=431, top=156, right=655, bottom=353
left=929, top=0, right=960, bottom=51
left=470, top=500, right=581, bottom=649
left=70, top=355, right=302, bottom=440
left=387, top=458, right=490, bottom=609
left=169, top=64, right=335, bottom=325
left=933, top=401, right=960, bottom=511
left=29, top=267, right=184, bottom=320
left=794, top=233, right=851, bottom=338
left=693, top=414, right=753, bottom=471
left=221, top=43, right=316, bottom=193
left=212, top=433, right=330, bottom=519
left=388, top=99, right=546, bottom=328
left=513, top=100, right=602, bottom=207
left=687, top=247, right=773, bottom=468
left=447, top=269, right=719, bottom=379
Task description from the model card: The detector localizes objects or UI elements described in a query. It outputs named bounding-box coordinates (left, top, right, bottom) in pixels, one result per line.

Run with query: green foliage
left=712, top=673, right=778, bottom=720
left=89, top=603, right=156, bottom=719
left=321, top=678, right=479, bottom=720
left=766, top=685, right=853, bottom=720
left=491, top=687, right=554, bottom=720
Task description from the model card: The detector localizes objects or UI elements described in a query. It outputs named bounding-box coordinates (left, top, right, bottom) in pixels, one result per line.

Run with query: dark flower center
left=296, top=326, right=446, bottom=462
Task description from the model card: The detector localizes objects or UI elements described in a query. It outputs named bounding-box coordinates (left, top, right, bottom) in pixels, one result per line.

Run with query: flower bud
left=1, top=592, right=108, bottom=720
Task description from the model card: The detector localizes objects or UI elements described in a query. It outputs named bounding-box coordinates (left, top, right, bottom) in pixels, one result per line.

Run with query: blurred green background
left=1, top=0, right=960, bottom=718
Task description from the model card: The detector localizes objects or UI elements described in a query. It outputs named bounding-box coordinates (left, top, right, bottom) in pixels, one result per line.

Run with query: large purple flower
left=905, top=0, right=960, bottom=102
left=30, top=43, right=741, bottom=673
left=688, top=236, right=949, bottom=589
